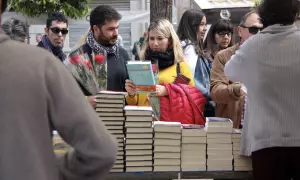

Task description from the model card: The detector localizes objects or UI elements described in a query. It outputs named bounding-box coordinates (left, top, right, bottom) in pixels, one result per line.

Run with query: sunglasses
left=50, top=27, right=69, bottom=35
left=240, top=25, right=263, bottom=35
left=217, top=31, right=232, bottom=37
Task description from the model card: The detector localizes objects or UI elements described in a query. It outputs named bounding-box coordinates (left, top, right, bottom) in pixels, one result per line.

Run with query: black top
left=81, top=43, right=129, bottom=95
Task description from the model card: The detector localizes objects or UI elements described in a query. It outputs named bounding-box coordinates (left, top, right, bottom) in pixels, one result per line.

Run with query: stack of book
left=153, top=121, right=181, bottom=172
left=95, top=91, right=127, bottom=172
left=181, top=124, right=207, bottom=171
left=124, top=106, right=153, bottom=172
left=232, top=129, right=252, bottom=171
left=206, top=117, right=233, bottom=171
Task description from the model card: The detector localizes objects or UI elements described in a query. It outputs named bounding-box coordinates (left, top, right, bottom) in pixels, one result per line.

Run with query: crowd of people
left=1, top=0, right=300, bottom=179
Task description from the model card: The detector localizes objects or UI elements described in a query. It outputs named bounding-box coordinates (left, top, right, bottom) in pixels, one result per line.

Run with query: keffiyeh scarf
left=86, top=32, right=119, bottom=60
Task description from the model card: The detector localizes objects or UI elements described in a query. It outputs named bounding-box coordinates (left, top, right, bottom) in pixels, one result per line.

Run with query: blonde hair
left=140, top=19, right=185, bottom=63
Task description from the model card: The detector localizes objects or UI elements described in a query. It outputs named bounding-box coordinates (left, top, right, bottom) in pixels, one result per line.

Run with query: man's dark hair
left=46, top=12, right=68, bottom=28
left=258, top=0, right=300, bottom=27
left=89, top=5, right=121, bottom=32
left=239, top=11, right=257, bottom=26
left=2, top=18, right=27, bottom=42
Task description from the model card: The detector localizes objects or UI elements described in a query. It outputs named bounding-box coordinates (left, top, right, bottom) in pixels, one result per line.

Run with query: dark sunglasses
left=50, top=27, right=69, bottom=35
left=217, top=31, right=232, bottom=37
left=240, top=25, right=263, bottom=35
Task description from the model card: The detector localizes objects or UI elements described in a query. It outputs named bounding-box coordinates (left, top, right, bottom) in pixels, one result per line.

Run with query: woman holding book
left=125, top=18, right=194, bottom=106
left=125, top=19, right=207, bottom=125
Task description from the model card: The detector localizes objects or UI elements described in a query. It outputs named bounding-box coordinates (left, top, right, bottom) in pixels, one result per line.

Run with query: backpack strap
left=176, top=62, right=180, bottom=75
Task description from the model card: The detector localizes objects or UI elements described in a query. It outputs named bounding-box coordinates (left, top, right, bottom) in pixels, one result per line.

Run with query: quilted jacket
left=160, top=83, right=207, bottom=125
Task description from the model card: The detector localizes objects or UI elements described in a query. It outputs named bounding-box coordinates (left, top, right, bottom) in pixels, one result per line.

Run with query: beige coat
left=210, top=44, right=244, bottom=128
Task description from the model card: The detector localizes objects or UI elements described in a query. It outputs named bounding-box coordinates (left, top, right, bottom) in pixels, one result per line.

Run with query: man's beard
left=96, top=33, right=118, bottom=46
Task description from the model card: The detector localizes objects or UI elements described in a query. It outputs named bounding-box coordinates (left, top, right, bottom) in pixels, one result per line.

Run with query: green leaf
left=9, top=0, right=91, bottom=19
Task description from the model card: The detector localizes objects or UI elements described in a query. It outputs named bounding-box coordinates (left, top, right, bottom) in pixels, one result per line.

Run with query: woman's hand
left=125, top=79, right=137, bottom=97
left=156, top=85, right=168, bottom=96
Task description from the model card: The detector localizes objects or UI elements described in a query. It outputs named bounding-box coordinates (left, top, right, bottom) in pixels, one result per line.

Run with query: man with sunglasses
left=37, top=12, right=68, bottom=62
left=210, top=11, right=263, bottom=129
left=0, top=0, right=117, bottom=180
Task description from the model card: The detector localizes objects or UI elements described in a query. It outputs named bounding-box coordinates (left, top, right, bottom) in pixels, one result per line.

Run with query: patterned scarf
left=86, top=32, right=119, bottom=60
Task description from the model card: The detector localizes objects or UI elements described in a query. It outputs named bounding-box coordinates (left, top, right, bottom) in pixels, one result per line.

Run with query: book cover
left=126, top=61, right=156, bottom=94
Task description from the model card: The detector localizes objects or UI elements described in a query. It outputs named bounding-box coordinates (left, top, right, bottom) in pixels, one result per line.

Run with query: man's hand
left=125, top=79, right=137, bottom=97
left=87, top=96, right=96, bottom=108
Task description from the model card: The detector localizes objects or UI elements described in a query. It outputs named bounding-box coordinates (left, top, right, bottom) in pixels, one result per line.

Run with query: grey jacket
left=225, top=24, right=300, bottom=156
left=0, top=29, right=117, bottom=180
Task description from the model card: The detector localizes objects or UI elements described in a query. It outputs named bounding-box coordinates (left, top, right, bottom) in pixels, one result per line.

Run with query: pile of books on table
left=181, top=124, right=207, bottom=171
left=95, top=91, right=126, bottom=172
left=206, top=117, right=233, bottom=171
left=232, top=129, right=252, bottom=171
left=124, top=106, right=153, bottom=172
left=153, top=121, right=181, bottom=172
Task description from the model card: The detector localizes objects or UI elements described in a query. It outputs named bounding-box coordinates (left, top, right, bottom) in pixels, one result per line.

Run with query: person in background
left=132, top=31, right=147, bottom=60
left=177, top=9, right=215, bottom=117
left=36, top=33, right=42, bottom=44
left=2, top=17, right=27, bottom=43
left=204, top=19, right=234, bottom=68
left=225, top=0, right=300, bottom=179
left=38, top=12, right=96, bottom=108
left=125, top=18, right=194, bottom=106
left=210, top=11, right=262, bottom=129
left=37, top=12, right=68, bottom=62
left=0, top=0, right=117, bottom=180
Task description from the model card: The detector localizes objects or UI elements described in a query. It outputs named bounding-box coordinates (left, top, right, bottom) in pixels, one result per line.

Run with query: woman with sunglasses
left=204, top=19, right=235, bottom=67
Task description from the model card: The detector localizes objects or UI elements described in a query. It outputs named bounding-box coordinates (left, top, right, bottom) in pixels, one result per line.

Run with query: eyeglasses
left=217, top=31, right=232, bottom=37
left=240, top=25, right=263, bottom=35
left=50, top=27, right=69, bottom=35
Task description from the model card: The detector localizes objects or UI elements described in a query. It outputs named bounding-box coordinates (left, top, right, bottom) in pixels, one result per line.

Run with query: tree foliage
left=9, top=0, right=91, bottom=19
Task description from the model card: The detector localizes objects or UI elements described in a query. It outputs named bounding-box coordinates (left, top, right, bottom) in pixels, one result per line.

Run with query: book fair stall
left=53, top=91, right=254, bottom=180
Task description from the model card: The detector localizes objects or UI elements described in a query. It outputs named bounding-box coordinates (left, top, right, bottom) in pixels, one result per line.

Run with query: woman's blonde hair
left=140, top=19, right=185, bottom=63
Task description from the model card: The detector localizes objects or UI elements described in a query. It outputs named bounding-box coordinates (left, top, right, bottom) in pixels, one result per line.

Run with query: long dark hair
left=177, top=9, right=206, bottom=57
left=204, top=19, right=235, bottom=59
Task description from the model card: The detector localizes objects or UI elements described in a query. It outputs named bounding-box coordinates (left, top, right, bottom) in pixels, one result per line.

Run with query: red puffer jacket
left=160, top=83, right=207, bottom=125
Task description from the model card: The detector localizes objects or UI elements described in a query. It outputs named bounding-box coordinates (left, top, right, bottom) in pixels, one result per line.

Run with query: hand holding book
left=156, top=85, right=168, bottom=96
left=125, top=79, right=168, bottom=97
left=125, top=79, right=137, bottom=97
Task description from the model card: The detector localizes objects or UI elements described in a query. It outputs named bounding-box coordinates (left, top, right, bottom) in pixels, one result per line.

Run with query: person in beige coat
left=0, top=0, right=117, bottom=180
left=210, top=11, right=263, bottom=128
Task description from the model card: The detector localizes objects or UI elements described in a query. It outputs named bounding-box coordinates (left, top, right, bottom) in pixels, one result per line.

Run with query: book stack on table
left=153, top=121, right=182, bottom=172
left=232, top=129, right=252, bottom=171
left=95, top=91, right=127, bottom=172
left=124, top=106, right=154, bottom=172
left=181, top=124, right=207, bottom=171
left=206, top=117, right=233, bottom=171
